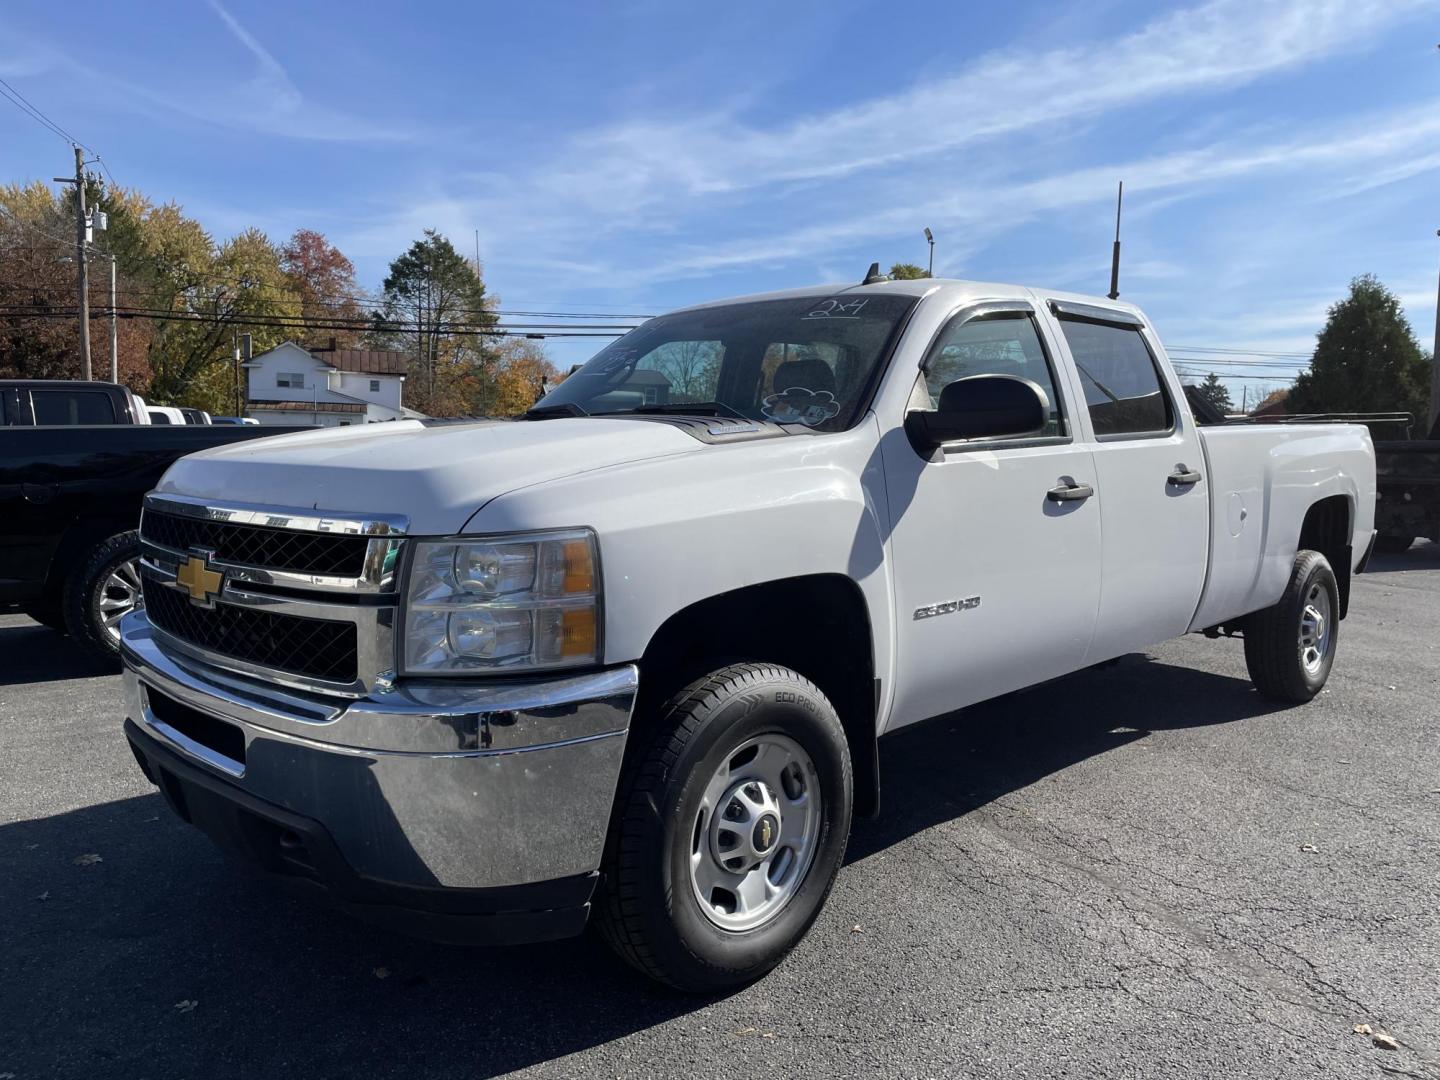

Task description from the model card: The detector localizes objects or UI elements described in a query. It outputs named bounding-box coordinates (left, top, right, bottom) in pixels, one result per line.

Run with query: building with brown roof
left=243, top=341, right=420, bottom=427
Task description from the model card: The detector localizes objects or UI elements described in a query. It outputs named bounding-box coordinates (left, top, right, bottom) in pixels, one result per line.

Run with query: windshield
left=534, top=292, right=918, bottom=432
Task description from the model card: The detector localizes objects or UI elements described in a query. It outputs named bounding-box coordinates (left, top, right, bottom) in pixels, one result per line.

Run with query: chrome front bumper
left=119, top=610, right=638, bottom=895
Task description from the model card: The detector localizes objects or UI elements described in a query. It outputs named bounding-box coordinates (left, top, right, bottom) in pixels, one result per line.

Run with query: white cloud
left=342, top=0, right=1430, bottom=293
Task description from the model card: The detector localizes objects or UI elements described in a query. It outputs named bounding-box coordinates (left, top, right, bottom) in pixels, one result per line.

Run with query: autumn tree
left=280, top=229, right=364, bottom=347
left=0, top=181, right=151, bottom=390
left=373, top=230, right=496, bottom=415
left=1288, top=275, right=1432, bottom=428
left=491, top=338, right=559, bottom=415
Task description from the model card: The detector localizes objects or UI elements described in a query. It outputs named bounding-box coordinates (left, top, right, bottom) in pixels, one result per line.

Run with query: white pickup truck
left=119, top=276, right=1377, bottom=991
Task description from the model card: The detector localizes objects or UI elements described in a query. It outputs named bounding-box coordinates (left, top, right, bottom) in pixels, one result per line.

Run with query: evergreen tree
left=1193, top=372, right=1234, bottom=414
left=1288, top=275, right=1431, bottom=430
left=373, top=230, right=495, bottom=415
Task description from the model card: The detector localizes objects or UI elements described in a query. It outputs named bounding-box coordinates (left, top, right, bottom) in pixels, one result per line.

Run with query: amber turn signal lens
left=562, top=539, right=595, bottom=594
left=560, top=607, right=597, bottom=657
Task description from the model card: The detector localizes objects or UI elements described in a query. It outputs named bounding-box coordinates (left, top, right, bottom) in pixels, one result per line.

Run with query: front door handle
left=1047, top=480, right=1094, bottom=502
left=1167, top=465, right=1203, bottom=487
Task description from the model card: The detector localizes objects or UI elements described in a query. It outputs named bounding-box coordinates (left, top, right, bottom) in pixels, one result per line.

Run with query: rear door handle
left=1167, top=465, right=1203, bottom=487
left=1047, top=480, right=1094, bottom=502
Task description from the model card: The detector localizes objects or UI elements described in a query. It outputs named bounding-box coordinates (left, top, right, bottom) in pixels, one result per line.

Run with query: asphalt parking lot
left=3, top=547, right=1438, bottom=1080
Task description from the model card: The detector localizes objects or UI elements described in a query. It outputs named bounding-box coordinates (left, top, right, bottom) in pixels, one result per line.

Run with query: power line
left=0, top=76, right=87, bottom=148
left=0, top=305, right=627, bottom=338
left=1169, top=344, right=1311, bottom=358
left=0, top=279, right=644, bottom=328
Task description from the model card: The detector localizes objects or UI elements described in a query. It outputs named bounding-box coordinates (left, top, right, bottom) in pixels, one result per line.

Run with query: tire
left=596, top=663, right=853, bottom=992
left=20, top=600, right=67, bottom=633
left=1243, top=550, right=1339, bottom=703
left=1374, top=533, right=1414, bottom=555
left=62, top=530, right=143, bottom=662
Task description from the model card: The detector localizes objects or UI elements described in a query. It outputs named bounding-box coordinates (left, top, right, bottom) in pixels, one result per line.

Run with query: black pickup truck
left=2, top=422, right=303, bottom=659
left=1374, top=412, right=1440, bottom=553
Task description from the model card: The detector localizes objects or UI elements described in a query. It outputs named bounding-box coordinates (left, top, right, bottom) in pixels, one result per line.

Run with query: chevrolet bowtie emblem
left=175, top=555, right=223, bottom=606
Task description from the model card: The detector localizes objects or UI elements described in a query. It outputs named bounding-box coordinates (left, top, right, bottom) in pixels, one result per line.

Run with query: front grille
left=143, top=576, right=358, bottom=683
left=141, top=510, right=369, bottom=577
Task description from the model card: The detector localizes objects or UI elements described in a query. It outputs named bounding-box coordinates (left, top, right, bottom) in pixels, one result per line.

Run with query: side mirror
left=905, top=374, right=1048, bottom=449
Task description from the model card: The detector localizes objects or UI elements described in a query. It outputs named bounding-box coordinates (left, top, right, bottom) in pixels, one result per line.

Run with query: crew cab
left=117, top=277, right=1377, bottom=991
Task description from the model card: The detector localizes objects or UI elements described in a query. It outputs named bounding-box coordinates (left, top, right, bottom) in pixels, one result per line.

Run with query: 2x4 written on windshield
left=803, top=298, right=871, bottom=321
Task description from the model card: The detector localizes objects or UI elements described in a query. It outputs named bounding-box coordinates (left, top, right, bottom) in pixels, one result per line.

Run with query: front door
left=1043, top=302, right=1209, bottom=663
left=881, top=303, right=1103, bottom=731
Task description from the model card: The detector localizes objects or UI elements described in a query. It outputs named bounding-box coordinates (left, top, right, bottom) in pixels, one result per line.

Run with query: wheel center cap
left=753, top=813, right=780, bottom=854
left=711, top=779, right=783, bottom=870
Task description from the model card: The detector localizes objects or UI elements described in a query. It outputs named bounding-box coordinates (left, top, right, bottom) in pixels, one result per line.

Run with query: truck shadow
left=0, top=654, right=1287, bottom=1079
left=848, top=653, right=1289, bottom=864
left=0, top=616, right=118, bottom=686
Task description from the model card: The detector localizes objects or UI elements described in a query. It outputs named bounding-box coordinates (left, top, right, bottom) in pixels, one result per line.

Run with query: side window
left=31, top=390, right=118, bottom=424
left=1058, top=319, right=1173, bottom=437
left=369, top=379, right=380, bottom=392
left=277, top=372, right=304, bottom=388
left=921, top=313, right=1066, bottom=438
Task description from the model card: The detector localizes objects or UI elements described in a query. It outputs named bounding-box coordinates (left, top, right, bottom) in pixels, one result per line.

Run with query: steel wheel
left=689, top=733, right=822, bottom=932
left=1298, top=580, right=1331, bottom=676
left=99, top=557, right=143, bottom=643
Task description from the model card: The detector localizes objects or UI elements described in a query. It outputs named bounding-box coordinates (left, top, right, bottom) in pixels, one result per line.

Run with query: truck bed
left=1190, top=422, right=1376, bottom=631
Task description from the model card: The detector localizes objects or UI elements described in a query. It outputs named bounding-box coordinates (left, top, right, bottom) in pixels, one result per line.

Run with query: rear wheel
left=62, top=530, right=143, bottom=662
left=1243, top=550, right=1338, bottom=703
left=596, top=663, right=853, bottom=992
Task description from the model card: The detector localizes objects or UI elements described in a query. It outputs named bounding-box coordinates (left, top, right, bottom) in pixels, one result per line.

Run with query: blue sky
left=2, top=0, right=1436, bottom=398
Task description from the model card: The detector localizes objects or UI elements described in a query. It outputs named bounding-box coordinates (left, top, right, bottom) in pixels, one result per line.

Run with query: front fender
left=468, top=420, right=894, bottom=719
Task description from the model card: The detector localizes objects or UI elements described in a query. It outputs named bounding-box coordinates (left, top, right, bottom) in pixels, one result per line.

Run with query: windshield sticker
left=761, top=386, right=841, bottom=427
left=803, top=297, right=870, bottom=320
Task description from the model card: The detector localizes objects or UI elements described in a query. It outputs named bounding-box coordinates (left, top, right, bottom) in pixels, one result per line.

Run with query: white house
left=244, top=340, right=418, bottom=427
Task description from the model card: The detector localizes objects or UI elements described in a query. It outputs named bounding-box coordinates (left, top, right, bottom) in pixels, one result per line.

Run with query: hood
left=154, top=418, right=701, bottom=534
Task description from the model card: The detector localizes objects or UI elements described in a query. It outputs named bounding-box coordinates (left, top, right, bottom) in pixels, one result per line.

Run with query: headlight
left=401, top=529, right=600, bottom=674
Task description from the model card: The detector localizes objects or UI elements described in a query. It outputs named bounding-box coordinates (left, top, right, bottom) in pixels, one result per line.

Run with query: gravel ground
left=3, top=546, right=1438, bottom=1080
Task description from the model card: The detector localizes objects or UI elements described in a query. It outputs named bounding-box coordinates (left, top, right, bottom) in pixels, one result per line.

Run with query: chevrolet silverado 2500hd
left=118, top=277, right=1377, bottom=991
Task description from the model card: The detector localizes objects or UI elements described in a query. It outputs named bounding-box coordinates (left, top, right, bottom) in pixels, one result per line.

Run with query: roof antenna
left=862, top=261, right=888, bottom=285
left=1107, top=181, right=1124, bottom=300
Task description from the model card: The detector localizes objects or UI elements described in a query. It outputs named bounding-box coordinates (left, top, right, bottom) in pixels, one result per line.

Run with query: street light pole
left=924, top=227, right=934, bottom=277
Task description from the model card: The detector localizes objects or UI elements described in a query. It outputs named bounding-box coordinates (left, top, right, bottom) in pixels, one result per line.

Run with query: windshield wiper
left=522, top=401, right=590, bottom=420
left=605, top=401, right=751, bottom=421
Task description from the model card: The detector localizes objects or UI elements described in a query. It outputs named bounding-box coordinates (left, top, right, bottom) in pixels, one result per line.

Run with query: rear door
left=882, top=301, right=1103, bottom=729
left=1043, top=300, right=1209, bottom=662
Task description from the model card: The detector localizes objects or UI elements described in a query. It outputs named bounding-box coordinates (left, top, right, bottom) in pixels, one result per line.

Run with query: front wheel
left=62, top=530, right=143, bottom=662
left=1243, top=550, right=1339, bottom=703
left=596, top=663, right=853, bottom=992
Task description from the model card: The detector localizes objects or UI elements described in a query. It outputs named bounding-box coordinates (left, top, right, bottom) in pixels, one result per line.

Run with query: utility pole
left=54, top=147, right=92, bottom=380
left=924, top=227, right=934, bottom=277
left=108, top=255, right=118, bottom=383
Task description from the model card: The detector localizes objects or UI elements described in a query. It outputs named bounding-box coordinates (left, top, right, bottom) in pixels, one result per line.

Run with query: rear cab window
left=30, top=389, right=119, bottom=425
left=1054, top=310, right=1173, bottom=438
